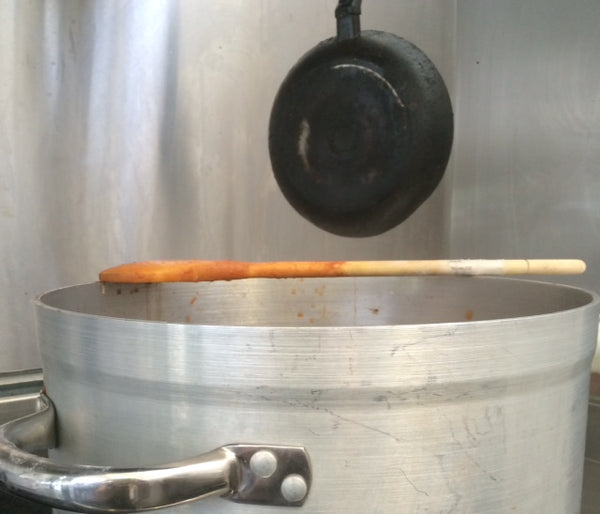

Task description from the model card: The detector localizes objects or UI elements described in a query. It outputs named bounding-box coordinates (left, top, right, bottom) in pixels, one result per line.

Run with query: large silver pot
left=0, top=276, right=599, bottom=513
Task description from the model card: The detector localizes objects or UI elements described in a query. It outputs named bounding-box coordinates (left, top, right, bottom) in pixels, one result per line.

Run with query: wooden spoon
left=99, top=259, right=586, bottom=283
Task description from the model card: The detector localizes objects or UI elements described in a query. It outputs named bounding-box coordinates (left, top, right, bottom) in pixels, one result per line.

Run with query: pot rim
left=33, top=276, right=600, bottom=331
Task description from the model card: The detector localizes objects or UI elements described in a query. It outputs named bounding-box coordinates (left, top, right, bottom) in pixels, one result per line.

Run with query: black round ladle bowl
left=269, top=0, right=453, bottom=237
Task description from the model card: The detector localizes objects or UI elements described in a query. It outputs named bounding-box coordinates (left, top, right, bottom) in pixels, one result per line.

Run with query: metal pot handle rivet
left=281, top=473, right=309, bottom=503
left=0, top=393, right=312, bottom=512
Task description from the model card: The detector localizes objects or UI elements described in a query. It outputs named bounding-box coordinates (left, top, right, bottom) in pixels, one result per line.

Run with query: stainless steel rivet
left=249, top=450, right=278, bottom=478
left=280, top=473, right=308, bottom=503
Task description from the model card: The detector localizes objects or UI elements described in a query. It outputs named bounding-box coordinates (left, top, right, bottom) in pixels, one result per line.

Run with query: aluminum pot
left=0, top=276, right=599, bottom=513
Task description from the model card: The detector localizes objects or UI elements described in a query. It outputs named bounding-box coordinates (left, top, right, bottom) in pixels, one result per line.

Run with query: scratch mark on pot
left=306, top=402, right=428, bottom=496
left=268, top=392, right=429, bottom=495
left=390, top=339, right=425, bottom=356
left=435, top=454, right=463, bottom=511
left=442, top=413, right=498, bottom=482
left=374, top=394, right=391, bottom=409
left=415, top=328, right=458, bottom=341
left=465, top=452, right=498, bottom=482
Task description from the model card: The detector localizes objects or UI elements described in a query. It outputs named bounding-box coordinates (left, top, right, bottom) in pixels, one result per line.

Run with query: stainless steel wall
left=0, top=0, right=456, bottom=372
left=451, top=0, right=600, bottom=293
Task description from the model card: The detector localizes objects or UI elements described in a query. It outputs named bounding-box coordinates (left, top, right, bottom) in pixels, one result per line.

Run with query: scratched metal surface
left=36, top=277, right=599, bottom=513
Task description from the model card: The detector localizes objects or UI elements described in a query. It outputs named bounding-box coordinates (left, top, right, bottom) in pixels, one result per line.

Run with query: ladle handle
left=0, top=393, right=311, bottom=512
left=336, top=0, right=362, bottom=39
left=99, top=259, right=587, bottom=284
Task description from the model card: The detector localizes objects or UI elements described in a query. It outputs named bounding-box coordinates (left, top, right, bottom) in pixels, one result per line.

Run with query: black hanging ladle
left=268, top=0, right=453, bottom=237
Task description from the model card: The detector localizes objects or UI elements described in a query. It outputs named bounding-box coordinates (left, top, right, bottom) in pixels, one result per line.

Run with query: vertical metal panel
left=0, top=0, right=455, bottom=371
left=451, top=0, right=600, bottom=293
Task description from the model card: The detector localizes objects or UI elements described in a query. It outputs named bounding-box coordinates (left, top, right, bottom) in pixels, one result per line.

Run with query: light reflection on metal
left=0, top=393, right=311, bottom=512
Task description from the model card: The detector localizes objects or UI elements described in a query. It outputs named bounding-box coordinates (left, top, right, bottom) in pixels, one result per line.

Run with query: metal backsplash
left=450, top=0, right=600, bottom=293
left=2, top=0, right=599, bottom=373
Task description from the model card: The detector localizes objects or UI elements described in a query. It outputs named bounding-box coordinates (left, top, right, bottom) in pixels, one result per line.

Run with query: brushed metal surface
left=0, top=0, right=455, bottom=372
left=34, top=277, right=599, bottom=513
left=0, top=370, right=44, bottom=425
left=450, top=0, right=600, bottom=294
left=0, top=394, right=42, bottom=427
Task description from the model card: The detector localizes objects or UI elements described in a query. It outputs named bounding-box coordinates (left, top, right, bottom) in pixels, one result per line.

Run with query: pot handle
left=0, top=393, right=311, bottom=512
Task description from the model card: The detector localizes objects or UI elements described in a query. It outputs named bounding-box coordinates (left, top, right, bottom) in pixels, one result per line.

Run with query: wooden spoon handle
left=99, top=259, right=586, bottom=283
